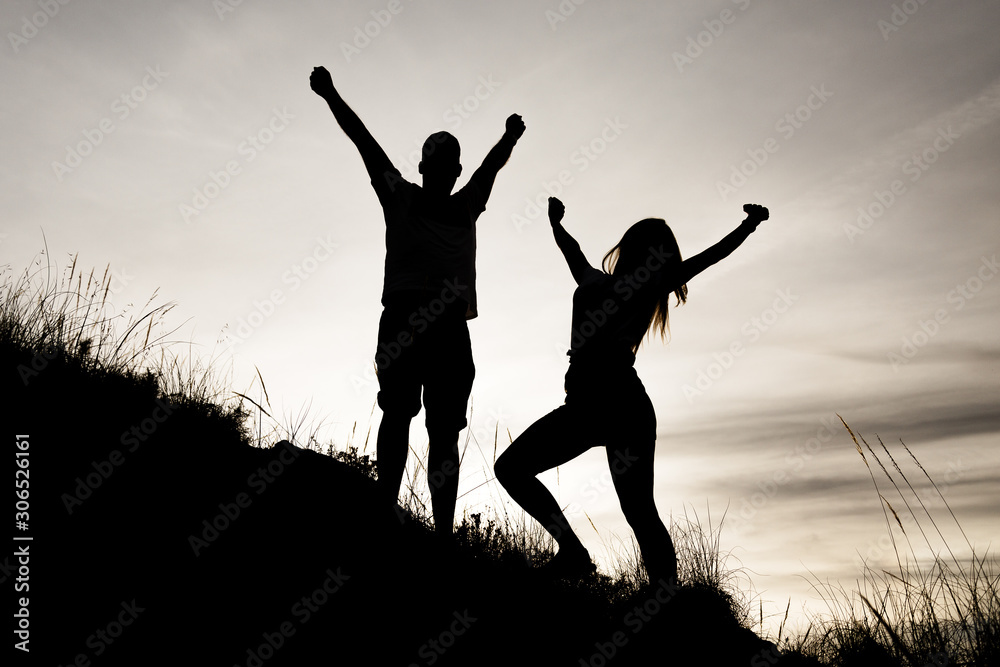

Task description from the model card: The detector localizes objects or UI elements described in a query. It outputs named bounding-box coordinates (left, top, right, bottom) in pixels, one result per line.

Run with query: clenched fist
left=548, top=197, right=565, bottom=226
left=505, top=114, right=526, bottom=141
left=742, top=203, right=769, bottom=227
left=310, top=66, right=335, bottom=99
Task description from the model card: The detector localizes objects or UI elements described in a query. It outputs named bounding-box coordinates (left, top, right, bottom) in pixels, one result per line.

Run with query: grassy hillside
left=4, top=255, right=996, bottom=666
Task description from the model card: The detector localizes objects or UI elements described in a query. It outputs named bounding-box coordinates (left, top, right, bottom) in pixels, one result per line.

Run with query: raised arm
left=548, top=198, right=595, bottom=285
left=676, top=204, right=768, bottom=285
left=309, top=66, right=396, bottom=187
left=469, top=114, right=525, bottom=200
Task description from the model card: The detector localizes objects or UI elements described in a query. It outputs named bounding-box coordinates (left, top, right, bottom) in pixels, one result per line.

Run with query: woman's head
left=602, top=218, right=688, bottom=347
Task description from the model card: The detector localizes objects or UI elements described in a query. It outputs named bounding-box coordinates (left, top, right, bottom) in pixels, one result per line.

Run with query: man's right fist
left=548, top=197, right=565, bottom=225
left=742, top=203, right=769, bottom=226
left=505, top=114, right=526, bottom=140
left=310, top=66, right=335, bottom=98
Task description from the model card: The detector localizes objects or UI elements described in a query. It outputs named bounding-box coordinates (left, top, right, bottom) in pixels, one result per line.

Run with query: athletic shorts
left=562, top=358, right=656, bottom=444
left=375, top=293, right=475, bottom=432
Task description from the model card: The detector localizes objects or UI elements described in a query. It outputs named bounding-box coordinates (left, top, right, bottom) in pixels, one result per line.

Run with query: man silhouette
left=310, top=65, right=524, bottom=537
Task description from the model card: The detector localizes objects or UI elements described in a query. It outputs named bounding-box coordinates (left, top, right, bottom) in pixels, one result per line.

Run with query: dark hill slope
left=6, top=345, right=809, bottom=666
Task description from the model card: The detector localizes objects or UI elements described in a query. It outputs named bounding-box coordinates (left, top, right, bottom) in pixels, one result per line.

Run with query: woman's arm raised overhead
left=548, top=197, right=596, bottom=286
left=676, top=204, right=768, bottom=285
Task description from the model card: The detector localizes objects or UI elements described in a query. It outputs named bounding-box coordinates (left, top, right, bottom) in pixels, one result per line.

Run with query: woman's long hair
left=601, top=218, right=688, bottom=350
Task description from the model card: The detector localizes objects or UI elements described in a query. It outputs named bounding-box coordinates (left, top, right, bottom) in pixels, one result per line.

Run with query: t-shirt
left=372, top=170, right=486, bottom=320
left=567, top=266, right=657, bottom=365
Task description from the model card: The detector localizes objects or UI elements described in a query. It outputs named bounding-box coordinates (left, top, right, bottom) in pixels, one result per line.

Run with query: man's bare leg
left=377, top=413, right=411, bottom=509
left=427, top=427, right=460, bottom=538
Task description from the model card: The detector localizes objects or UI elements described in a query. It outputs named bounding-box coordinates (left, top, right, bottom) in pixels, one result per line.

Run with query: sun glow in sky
left=3, top=0, right=999, bottom=635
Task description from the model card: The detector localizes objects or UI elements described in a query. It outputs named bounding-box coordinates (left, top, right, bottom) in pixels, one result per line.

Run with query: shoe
left=537, top=548, right=596, bottom=580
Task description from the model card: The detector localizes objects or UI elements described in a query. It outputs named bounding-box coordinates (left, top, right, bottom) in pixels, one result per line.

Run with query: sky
left=3, top=0, right=999, bottom=637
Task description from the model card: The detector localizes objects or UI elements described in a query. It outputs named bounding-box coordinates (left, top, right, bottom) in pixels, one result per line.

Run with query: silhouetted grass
left=6, top=252, right=996, bottom=666
left=2, top=248, right=252, bottom=439
left=782, top=419, right=1000, bottom=667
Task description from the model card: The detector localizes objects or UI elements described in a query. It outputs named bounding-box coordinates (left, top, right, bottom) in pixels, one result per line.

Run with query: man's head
left=418, top=132, right=462, bottom=195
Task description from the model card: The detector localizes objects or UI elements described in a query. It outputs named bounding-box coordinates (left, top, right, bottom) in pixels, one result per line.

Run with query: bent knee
left=493, top=453, right=520, bottom=488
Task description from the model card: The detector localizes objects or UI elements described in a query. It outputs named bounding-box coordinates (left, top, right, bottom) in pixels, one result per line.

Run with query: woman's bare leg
left=495, top=406, right=595, bottom=556
left=607, top=440, right=678, bottom=585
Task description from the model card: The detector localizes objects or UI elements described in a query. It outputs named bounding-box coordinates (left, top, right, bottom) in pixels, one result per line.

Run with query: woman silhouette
left=495, top=197, right=768, bottom=585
